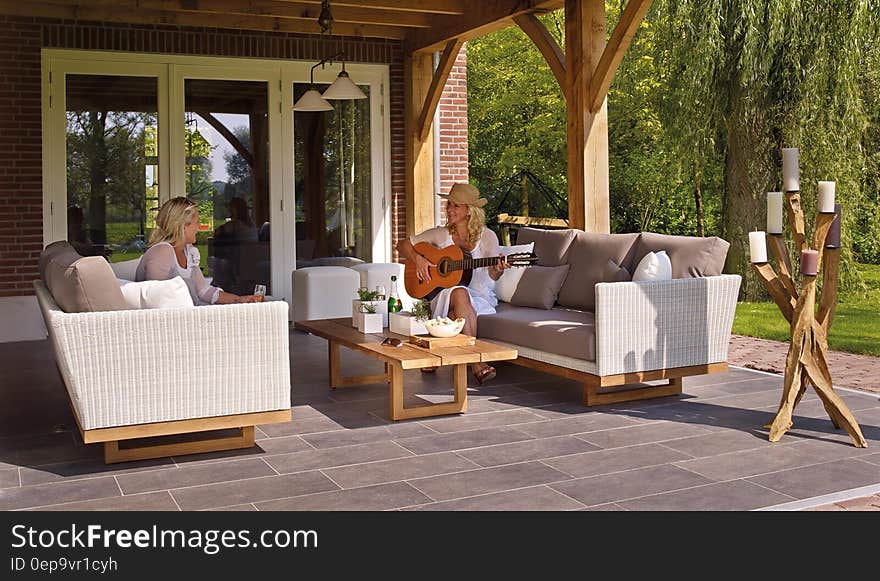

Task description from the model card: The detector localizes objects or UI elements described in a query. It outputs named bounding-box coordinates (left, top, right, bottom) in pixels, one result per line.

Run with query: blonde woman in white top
left=135, top=197, right=262, bottom=305
left=397, top=183, right=510, bottom=384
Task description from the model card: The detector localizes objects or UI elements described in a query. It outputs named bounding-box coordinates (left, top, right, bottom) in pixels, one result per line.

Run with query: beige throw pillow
left=515, top=227, right=576, bottom=267
left=40, top=241, right=129, bottom=313
left=510, top=265, right=570, bottom=309
left=494, top=241, right=535, bottom=303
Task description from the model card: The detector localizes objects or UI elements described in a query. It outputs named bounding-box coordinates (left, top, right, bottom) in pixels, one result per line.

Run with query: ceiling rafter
left=0, top=1, right=410, bottom=39
left=72, top=0, right=436, bottom=28
left=406, top=0, right=564, bottom=53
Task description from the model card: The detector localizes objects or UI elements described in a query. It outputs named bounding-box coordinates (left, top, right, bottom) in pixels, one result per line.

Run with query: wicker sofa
left=34, top=242, right=292, bottom=463
left=478, top=228, right=741, bottom=406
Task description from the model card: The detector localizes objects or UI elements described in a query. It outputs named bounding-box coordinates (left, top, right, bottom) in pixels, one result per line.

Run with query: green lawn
left=734, top=263, right=880, bottom=356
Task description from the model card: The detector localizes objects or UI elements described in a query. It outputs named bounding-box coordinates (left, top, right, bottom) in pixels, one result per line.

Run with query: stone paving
left=727, top=334, right=880, bottom=511
left=1, top=332, right=879, bottom=512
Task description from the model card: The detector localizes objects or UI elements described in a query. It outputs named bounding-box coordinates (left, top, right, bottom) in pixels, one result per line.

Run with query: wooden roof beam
left=288, top=0, right=467, bottom=15
left=72, top=0, right=436, bottom=28
left=416, top=38, right=465, bottom=142
left=0, top=1, right=409, bottom=39
left=408, top=0, right=564, bottom=54
left=589, top=0, right=653, bottom=112
left=513, top=13, right=567, bottom=102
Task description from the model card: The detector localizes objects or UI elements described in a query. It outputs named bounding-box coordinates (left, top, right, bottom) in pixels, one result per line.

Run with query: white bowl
left=424, top=317, right=465, bottom=338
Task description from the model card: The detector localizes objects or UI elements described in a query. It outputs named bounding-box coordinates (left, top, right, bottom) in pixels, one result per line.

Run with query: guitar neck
left=447, top=256, right=500, bottom=272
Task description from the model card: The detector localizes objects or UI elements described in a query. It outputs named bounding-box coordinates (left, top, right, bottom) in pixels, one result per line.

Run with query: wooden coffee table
left=295, top=318, right=517, bottom=420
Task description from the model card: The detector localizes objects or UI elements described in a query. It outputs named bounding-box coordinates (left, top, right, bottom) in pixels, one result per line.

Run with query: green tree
left=654, top=0, right=880, bottom=298
left=467, top=12, right=568, bottom=212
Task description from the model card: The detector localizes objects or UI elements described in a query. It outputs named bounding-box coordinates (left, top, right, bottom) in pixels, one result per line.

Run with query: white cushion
left=495, top=241, right=535, bottom=302
left=632, top=250, right=672, bottom=282
left=118, top=276, right=195, bottom=309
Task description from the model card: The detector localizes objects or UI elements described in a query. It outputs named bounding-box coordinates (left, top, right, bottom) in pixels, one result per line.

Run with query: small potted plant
left=352, top=287, right=387, bottom=328
left=389, top=298, right=431, bottom=336
left=357, top=302, right=383, bottom=334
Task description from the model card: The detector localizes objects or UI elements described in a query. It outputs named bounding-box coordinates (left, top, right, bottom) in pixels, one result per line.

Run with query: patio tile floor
left=0, top=329, right=878, bottom=511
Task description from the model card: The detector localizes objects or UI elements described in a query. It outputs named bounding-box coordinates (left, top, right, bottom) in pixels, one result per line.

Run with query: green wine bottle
left=388, top=275, right=403, bottom=313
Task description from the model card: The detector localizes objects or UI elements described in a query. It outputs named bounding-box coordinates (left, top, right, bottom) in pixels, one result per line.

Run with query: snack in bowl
left=424, top=316, right=466, bottom=338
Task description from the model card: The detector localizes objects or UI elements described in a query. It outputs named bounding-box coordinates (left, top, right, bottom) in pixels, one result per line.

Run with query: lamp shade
left=322, top=70, right=367, bottom=100
left=293, top=87, right=333, bottom=111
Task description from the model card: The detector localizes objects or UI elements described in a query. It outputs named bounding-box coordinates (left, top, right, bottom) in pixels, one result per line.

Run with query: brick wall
left=438, top=46, right=469, bottom=225
left=0, top=16, right=467, bottom=296
left=0, top=18, right=43, bottom=297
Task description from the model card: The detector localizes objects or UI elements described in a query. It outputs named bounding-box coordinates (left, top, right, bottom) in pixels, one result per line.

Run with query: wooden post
left=752, top=190, right=866, bottom=448
left=404, top=51, right=437, bottom=238
left=565, top=0, right=610, bottom=233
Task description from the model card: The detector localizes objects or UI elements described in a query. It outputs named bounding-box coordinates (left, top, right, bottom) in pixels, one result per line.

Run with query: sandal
left=420, top=367, right=438, bottom=373
left=473, top=365, right=496, bottom=385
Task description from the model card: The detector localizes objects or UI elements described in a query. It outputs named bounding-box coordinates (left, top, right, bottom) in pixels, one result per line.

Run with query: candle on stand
left=749, top=230, right=767, bottom=263
left=767, top=192, right=784, bottom=234
left=800, top=249, right=819, bottom=276
left=826, top=203, right=842, bottom=248
left=782, top=148, right=799, bottom=191
left=817, top=181, right=836, bottom=213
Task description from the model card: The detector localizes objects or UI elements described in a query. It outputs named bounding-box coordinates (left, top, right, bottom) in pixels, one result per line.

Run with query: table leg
left=389, top=363, right=469, bottom=421
left=328, top=340, right=390, bottom=389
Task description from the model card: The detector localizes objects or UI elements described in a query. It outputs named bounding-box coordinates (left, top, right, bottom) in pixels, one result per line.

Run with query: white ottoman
left=350, top=262, right=415, bottom=311
left=291, top=266, right=360, bottom=322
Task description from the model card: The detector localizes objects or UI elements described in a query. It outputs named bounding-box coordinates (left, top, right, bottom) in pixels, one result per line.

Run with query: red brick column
left=0, top=17, right=43, bottom=297
left=438, top=45, right=469, bottom=221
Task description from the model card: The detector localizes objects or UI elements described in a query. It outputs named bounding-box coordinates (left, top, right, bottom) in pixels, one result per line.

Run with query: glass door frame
left=42, top=49, right=392, bottom=307
left=282, top=62, right=392, bottom=265
left=41, top=53, right=169, bottom=245
left=171, top=62, right=284, bottom=300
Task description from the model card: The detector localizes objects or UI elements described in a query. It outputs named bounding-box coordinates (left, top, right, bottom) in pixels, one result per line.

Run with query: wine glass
left=253, top=284, right=267, bottom=302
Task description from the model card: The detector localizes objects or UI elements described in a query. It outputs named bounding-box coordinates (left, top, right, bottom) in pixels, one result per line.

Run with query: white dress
left=135, top=242, right=221, bottom=305
left=409, top=226, right=500, bottom=318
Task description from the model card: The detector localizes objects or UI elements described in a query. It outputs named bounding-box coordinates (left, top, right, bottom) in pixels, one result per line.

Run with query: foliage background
left=467, top=1, right=880, bottom=299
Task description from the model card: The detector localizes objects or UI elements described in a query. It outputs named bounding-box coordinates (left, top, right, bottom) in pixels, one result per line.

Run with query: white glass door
left=171, top=64, right=284, bottom=299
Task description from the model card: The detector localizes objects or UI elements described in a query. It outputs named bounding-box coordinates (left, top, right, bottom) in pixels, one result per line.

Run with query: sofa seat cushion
left=478, top=302, right=596, bottom=362
left=40, top=241, right=128, bottom=313
left=557, top=231, right=639, bottom=310
left=515, top=227, right=576, bottom=267
left=633, top=232, right=730, bottom=278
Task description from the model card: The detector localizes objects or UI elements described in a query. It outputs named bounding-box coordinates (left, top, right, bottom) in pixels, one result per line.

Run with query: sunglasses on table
left=381, top=337, right=403, bottom=347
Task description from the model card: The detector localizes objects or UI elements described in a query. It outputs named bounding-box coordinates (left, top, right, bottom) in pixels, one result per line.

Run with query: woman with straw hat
left=397, top=182, right=510, bottom=384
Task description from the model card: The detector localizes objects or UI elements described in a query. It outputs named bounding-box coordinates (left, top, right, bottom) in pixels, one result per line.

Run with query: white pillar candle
left=767, top=192, right=784, bottom=234
left=782, top=148, right=799, bottom=191
left=749, top=231, right=767, bottom=263
left=817, top=181, right=836, bottom=213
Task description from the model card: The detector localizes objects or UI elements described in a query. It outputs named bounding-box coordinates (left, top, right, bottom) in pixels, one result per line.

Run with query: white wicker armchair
left=34, top=281, right=292, bottom=463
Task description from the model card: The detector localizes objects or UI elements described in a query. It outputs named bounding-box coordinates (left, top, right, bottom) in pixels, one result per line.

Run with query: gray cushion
left=510, top=265, right=570, bottom=309
left=478, top=303, right=596, bottom=361
left=603, top=259, right=632, bottom=282
left=556, top=232, right=639, bottom=310
left=515, top=227, right=576, bottom=267
left=40, top=241, right=128, bottom=313
left=632, top=232, right=730, bottom=279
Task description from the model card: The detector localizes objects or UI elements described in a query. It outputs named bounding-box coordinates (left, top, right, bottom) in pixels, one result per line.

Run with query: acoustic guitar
left=404, top=242, right=538, bottom=300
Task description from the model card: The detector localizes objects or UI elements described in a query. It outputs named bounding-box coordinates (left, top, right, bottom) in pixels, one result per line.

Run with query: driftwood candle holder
left=751, top=190, right=866, bottom=448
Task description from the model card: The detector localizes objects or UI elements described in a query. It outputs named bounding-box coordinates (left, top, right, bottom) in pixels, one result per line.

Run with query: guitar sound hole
left=437, top=258, right=449, bottom=276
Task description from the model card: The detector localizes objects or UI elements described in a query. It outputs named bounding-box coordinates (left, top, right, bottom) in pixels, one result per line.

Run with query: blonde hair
left=447, top=203, right=486, bottom=247
left=149, top=197, right=198, bottom=247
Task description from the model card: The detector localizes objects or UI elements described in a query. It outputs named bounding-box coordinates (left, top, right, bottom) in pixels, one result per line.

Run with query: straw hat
left=438, top=183, right=488, bottom=208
